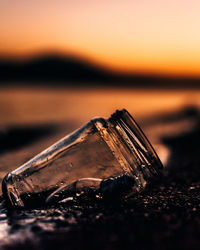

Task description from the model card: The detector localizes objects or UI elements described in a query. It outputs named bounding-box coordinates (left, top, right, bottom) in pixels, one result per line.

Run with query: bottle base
left=2, top=174, right=24, bottom=208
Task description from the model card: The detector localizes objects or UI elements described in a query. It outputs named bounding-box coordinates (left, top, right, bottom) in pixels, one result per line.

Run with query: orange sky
left=1, top=0, right=200, bottom=77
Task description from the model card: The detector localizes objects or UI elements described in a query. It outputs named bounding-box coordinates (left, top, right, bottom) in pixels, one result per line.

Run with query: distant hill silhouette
left=0, top=54, right=200, bottom=88
left=0, top=55, right=112, bottom=82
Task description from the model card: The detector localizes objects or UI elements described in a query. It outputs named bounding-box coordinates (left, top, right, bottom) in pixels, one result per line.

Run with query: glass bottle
left=2, top=109, right=163, bottom=208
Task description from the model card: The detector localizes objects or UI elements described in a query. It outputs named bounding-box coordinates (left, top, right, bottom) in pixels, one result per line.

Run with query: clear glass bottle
left=2, top=109, right=163, bottom=208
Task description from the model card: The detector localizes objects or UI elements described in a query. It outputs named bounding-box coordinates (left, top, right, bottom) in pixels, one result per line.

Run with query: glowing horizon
left=1, top=0, right=200, bottom=77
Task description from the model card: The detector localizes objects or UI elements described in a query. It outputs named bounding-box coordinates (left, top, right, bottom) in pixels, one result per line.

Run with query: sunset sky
left=1, top=0, right=200, bottom=77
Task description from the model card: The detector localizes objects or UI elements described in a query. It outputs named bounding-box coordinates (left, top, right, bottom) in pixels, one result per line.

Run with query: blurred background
left=0, top=0, right=200, bottom=179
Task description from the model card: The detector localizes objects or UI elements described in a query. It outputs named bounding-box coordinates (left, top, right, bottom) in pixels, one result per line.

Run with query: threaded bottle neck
left=107, top=109, right=163, bottom=190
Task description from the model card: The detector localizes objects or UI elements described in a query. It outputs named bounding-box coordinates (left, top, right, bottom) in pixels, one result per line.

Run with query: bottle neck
left=107, top=109, right=163, bottom=189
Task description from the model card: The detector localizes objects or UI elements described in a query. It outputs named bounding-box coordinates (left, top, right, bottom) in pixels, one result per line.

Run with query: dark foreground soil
left=0, top=104, right=200, bottom=250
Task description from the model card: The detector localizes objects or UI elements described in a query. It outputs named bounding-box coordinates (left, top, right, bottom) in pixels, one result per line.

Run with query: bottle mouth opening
left=108, top=109, right=163, bottom=188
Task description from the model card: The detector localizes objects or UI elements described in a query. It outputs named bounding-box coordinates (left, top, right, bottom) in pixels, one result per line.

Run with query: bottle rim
left=108, top=109, right=163, bottom=189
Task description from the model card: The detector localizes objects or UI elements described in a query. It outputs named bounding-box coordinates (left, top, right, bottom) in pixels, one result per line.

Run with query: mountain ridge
left=0, top=54, right=200, bottom=88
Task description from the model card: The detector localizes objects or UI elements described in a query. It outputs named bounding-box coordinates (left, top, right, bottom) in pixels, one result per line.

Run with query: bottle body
left=2, top=109, right=163, bottom=207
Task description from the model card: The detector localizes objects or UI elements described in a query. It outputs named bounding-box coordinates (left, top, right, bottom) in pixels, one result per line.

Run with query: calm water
left=0, top=86, right=199, bottom=127
left=0, top=86, right=199, bottom=181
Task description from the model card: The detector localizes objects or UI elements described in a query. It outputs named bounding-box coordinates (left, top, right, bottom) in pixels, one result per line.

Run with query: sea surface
left=0, top=86, right=199, bottom=182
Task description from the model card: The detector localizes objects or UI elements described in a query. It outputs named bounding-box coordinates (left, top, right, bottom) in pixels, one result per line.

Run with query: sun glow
left=1, top=0, right=200, bottom=77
